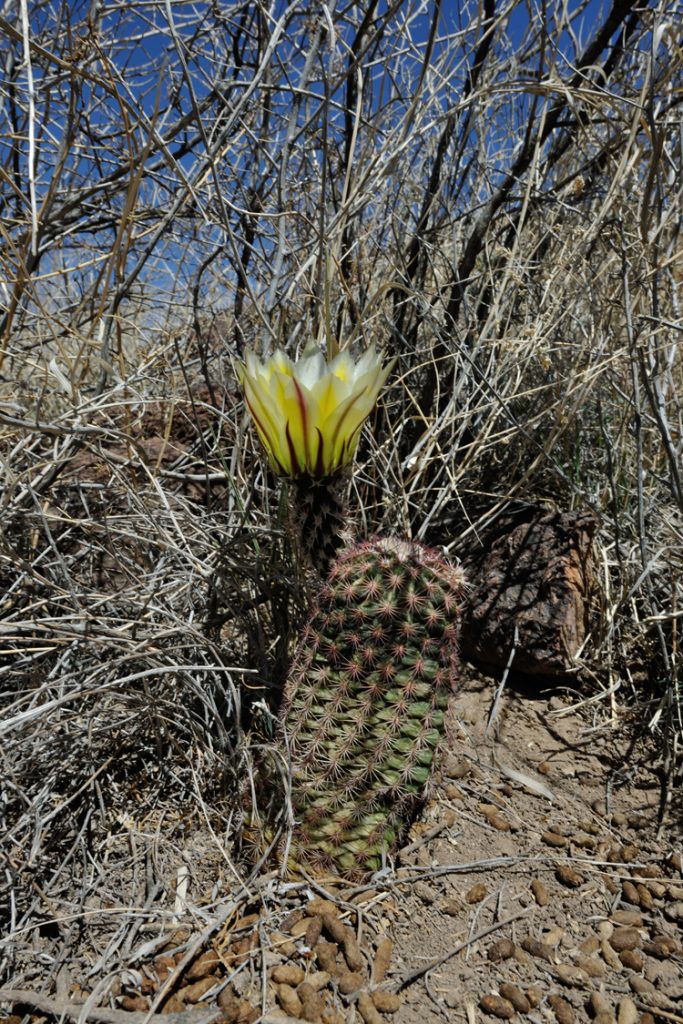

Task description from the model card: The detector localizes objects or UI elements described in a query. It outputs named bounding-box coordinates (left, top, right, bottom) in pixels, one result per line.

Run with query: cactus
left=279, top=536, right=465, bottom=878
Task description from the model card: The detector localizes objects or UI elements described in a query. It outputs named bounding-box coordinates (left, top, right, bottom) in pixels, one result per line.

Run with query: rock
left=479, top=994, right=515, bottom=1019
left=609, top=928, right=641, bottom=953
left=643, top=935, right=681, bottom=958
left=617, top=998, right=638, bottom=1024
left=556, top=864, right=584, bottom=888
left=337, top=971, right=363, bottom=995
left=358, top=991, right=384, bottom=1024
left=619, top=950, right=644, bottom=971
left=575, top=955, right=606, bottom=978
left=543, top=832, right=568, bottom=848
left=488, top=938, right=515, bottom=962
left=548, top=993, right=575, bottom=1024
left=590, top=992, right=612, bottom=1017
left=373, top=937, right=393, bottom=983
left=185, top=949, right=220, bottom=981
left=371, top=992, right=402, bottom=1014
left=555, top=964, right=589, bottom=987
left=531, top=879, right=550, bottom=906
left=459, top=508, right=597, bottom=676
left=521, top=937, right=554, bottom=963
left=465, top=883, right=487, bottom=904
left=120, top=996, right=149, bottom=1012
left=276, top=983, right=302, bottom=1017
left=272, top=964, right=306, bottom=986
left=499, top=983, right=530, bottom=1012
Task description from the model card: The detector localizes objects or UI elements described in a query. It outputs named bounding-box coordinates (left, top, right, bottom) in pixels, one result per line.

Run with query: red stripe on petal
left=285, top=421, right=302, bottom=477
left=314, top=427, right=325, bottom=477
left=292, top=378, right=310, bottom=470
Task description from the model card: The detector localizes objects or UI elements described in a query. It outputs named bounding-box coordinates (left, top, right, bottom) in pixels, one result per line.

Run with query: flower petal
left=237, top=344, right=392, bottom=478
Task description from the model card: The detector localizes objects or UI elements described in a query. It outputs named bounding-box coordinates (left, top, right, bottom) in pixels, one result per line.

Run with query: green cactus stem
left=279, top=536, right=465, bottom=878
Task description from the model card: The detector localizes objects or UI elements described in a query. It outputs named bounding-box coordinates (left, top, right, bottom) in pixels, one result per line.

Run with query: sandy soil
left=2, top=667, right=681, bottom=1024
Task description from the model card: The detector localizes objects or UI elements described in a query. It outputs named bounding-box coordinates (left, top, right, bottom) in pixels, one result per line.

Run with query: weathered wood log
left=460, top=508, right=597, bottom=676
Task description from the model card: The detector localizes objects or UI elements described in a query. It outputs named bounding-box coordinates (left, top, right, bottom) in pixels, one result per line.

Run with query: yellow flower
left=238, top=344, right=393, bottom=478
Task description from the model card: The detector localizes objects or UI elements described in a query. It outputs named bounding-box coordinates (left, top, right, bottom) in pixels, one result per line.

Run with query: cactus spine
left=280, top=537, right=465, bottom=878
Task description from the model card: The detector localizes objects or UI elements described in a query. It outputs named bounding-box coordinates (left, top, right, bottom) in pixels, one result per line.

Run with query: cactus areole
left=280, top=537, right=464, bottom=878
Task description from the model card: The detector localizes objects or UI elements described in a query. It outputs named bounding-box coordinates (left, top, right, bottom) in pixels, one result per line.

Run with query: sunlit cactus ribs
left=279, top=536, right=465, bottom=878
left=237, top=344, right=393, bottom=572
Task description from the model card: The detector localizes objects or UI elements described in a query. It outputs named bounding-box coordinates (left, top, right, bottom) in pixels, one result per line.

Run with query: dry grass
left=1, top=0, right=681, bottom=996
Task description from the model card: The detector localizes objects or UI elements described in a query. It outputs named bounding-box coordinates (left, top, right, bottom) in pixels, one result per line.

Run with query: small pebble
left=619, top=844, right=639, bottom=863
left=611, top=812, right=627, bottom=827
left=499, top=984, right=530, bottom=1013
left=305, top=916, right=323, bottom=947
left=556, top=864, right=584, bottom=888
left=617, top=998, right=638, bottom=1024
left=548, top=993, right=575, bottom=1024
left=526, top=986, right=542, bottom=1008
left=590, top=991, right=611, bottom=1016
left=478, top=803, right=512, bottom=830
left=308, top=898, right=339, bottom=917
left=465, top=883, right=487, bottom=904
left=600, top=938, right=622, bottom=970
left=643, top=935, right=681, bottom=958
left=186, top=949, right=221, bottom=981
left=371, top=992, right=402, bottom=1014
left=521, top=937, right=554, bottom=963
left=636, top=884, right=654, bottom=910
left=120, top=996, right=149, bottom=1012
left=629, top=976, right=656, bottom=997
left=276, top=984, right=302, bottom=1018
left=316, top=940, right=339, bottom=974
left=531, top=879, right=550, bottom=906
left=543, top=831, right=568, bottom=848
left=357, top=991, right=384, bottom=1024
left=291, top=917, right=317, bottom=939
left=272, top=964, right=305, bottom=986
left=373, top=937, right=393, bottom=983
left=609, top=928, right=641, bottom=953
left=442, top=899, right=460, bottom=916
left=337, top=970, right=363, bottom=995
left=306, top=971, right=331, bottom=991
left=479, top=994, right=515, bottom=1019
left=621, top=882, right=640, bottom=906
left=414, top=881, right=437, bottom=904
left=178, top=977, right=218, bottom=1004
left=619, top=950, right=644, bottom=971
left=488, top=938, right=516, bottom=962
left=298, top=982, right=325, bottom=1023
left=574, top=955, right=606, bottom=978
left=555, top=964, right=589, bottom=987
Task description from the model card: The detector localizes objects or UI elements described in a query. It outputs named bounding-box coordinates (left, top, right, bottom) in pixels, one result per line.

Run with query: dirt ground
left=2, top=666, right=681, bottom=1024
